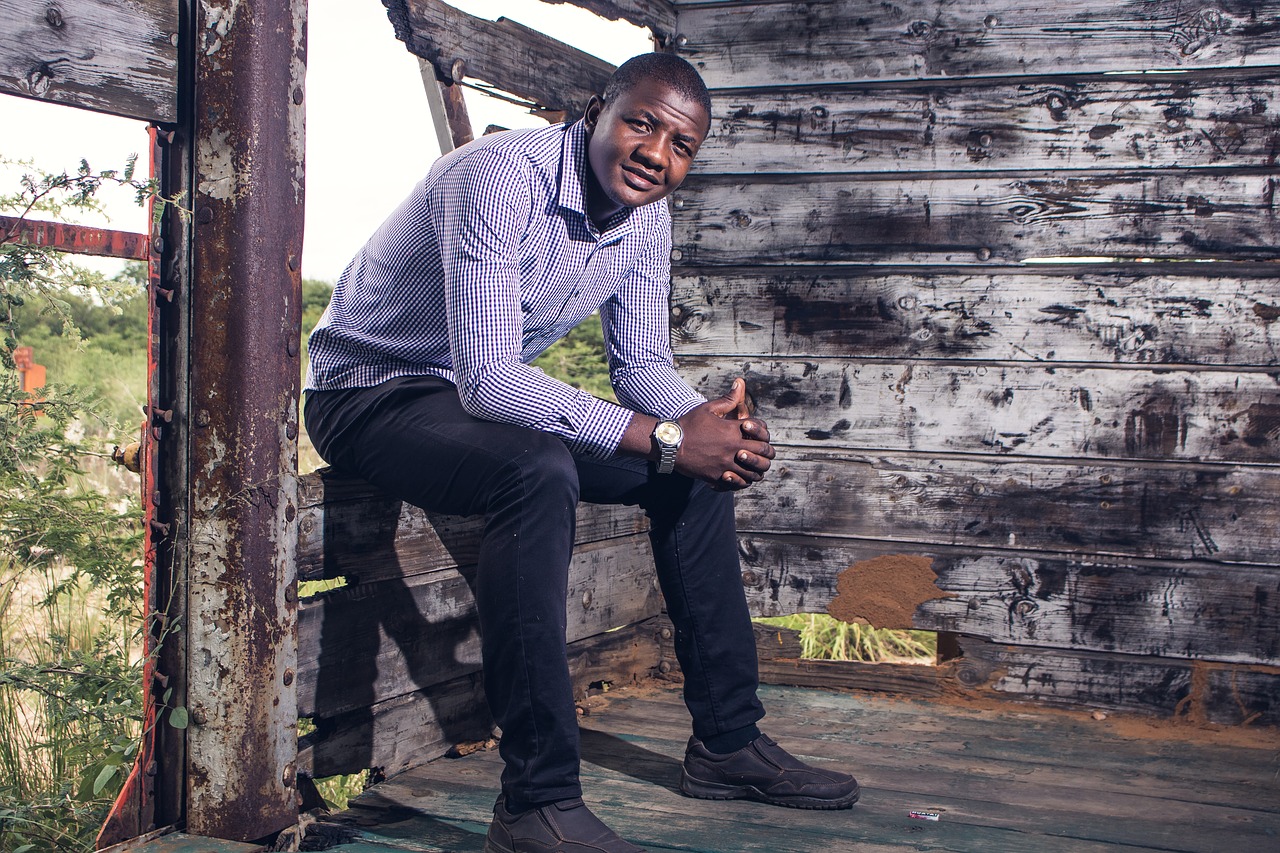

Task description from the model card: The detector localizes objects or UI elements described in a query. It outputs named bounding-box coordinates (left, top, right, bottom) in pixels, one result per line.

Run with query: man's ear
left=583, top=95, right=605, bottom=134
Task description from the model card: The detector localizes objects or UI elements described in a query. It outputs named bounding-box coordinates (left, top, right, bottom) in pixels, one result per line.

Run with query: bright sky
left=0, top=0, right=650, bottom=282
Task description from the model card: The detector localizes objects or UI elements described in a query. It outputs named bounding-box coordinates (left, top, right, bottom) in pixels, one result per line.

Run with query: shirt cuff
left=565, top=394, right=636, bottom=459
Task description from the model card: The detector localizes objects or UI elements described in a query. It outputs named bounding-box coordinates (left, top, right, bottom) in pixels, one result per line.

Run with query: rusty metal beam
left=0, top=215, right=149, bottom=260
left=182, top=0, right=306, bottom=841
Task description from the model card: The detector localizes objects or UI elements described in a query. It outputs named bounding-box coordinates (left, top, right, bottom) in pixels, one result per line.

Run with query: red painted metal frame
left=0, top=215, right=149, bottom=261
left=97, top=125, right=166, bottom=850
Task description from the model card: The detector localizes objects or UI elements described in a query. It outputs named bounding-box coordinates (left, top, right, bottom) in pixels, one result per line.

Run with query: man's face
left=584, top=78, right=709, bottom=210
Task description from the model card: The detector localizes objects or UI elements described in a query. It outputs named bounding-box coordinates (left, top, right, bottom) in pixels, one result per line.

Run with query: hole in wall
left=755, top=615, right=938, bottom=665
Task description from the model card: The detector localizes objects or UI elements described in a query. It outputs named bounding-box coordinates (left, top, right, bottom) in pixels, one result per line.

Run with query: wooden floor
left=316, top=683, right=1280, bottom=853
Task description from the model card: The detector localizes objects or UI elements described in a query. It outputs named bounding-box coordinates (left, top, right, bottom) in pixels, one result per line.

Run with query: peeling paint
left=201, top=0, right=241, bottom=55
left=196, top=127, right=239, bottom=202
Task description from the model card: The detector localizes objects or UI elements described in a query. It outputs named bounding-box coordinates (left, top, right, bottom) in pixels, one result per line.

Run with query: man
left=305, top=53, right=858, bottom=853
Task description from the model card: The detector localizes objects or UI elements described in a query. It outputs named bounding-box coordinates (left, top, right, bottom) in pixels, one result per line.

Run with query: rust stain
left=1252, top=301, right=1280, bottom=323
left=1173, top=660, right=1212, bottom=726
left=827, top=554, right=955, bottom=629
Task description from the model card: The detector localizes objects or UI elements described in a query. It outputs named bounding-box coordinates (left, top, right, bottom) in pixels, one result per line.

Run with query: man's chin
left=615, top=185, right=666, bottom=209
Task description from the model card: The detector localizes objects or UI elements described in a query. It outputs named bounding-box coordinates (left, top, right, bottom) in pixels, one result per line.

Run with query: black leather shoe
left=484, top=796, right=645, bottom=852
left=680, top=733, right=861, bottom=810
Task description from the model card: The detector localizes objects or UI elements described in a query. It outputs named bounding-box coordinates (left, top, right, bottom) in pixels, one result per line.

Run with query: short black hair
left=602, top=53, right=711, bottom=129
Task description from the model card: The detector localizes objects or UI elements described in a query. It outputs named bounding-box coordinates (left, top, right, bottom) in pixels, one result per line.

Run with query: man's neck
left=583, top=165, right=626, bottom=231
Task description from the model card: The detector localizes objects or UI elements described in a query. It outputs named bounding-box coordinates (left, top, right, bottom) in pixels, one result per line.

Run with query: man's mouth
left=622, top=165, right=659, bottom=189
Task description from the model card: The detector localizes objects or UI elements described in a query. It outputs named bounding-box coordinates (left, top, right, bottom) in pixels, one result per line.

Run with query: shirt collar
left=559, top=120, right=633, bottom=241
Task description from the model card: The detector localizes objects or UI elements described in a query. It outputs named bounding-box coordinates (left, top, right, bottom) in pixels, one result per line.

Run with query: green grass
left=756, top=614, right=937, bottom=664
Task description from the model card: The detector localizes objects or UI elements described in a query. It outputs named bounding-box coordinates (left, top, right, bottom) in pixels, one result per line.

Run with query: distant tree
left=533, top=313, right=614, bottom=401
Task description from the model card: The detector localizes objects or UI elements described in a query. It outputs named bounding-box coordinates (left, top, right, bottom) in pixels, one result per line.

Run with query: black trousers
left=304, top=376, right=764, bottom=803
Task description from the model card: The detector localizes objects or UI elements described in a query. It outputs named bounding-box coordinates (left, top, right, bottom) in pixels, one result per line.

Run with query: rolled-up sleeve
left=601, top=210, right=706, bottom=420
left=433, top=150, right=635, bottom=457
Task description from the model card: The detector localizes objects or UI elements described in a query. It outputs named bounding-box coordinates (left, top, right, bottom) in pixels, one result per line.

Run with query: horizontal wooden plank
left=750, top=622, right=944, bottom=697
left=698, top=75, right=1280, bottom=174
left=669, top=271, right=1280, bottom=367
left=674, top=0, right=1280, bottom=88
left=106, top=832, right=262, bottom=853
left=364, top=682, right=1280, bottom=852
left=390, top=0, right=614, bottom=115
left=0, top=0, right=177, bottom=122
left=297, top=534, right=660, bottom=717
left=735, top=534, right=1280, bottom=665
left=299, top=620, right=665, bottom=778
left=542, top=0, right=677, bottom=35
left=671, top=173, right=1280, bottom=266
left=951, top=636, right=1280, bottom=725
left=297, top=469, right=649, bottom=583
left=681, top=357, right=1280, bottom=463
left=733, top=451, right=1280, bottom=564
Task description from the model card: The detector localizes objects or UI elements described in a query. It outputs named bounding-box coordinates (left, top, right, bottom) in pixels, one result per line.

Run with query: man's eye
left=628, top=119, right=649, bottom=131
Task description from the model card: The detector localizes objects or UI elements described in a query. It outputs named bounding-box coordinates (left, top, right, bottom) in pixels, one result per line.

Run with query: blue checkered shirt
left=306, top=120, right=705, bottom=458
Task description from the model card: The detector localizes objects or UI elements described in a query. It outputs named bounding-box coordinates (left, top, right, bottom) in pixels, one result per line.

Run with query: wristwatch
left=652, top=420, right=684, bottom=474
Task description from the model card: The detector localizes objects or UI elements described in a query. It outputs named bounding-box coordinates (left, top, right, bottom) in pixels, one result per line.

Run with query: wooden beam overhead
left=0, top=0, right=178, bottom=122
left=541, top=0, right=677, bottom=37
left=385, top=0, right=615, bottom=118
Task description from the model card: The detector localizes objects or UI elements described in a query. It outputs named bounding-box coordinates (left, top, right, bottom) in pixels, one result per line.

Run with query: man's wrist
left=652, top=419, right=683, bottom=474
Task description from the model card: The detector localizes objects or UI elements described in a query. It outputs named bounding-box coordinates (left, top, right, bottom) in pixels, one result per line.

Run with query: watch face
left=655, top=421, right=683, bottom=445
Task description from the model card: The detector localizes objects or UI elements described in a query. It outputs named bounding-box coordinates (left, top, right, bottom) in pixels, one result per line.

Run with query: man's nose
left=633, top=138, right=667, bottom=171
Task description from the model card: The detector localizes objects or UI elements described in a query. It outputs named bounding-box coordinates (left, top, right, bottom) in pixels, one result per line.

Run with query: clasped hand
left=675, top=378, right=775, bottom=491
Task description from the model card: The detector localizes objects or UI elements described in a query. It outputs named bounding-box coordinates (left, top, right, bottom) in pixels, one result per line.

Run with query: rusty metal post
left=183, top=0, right=306, bottom=840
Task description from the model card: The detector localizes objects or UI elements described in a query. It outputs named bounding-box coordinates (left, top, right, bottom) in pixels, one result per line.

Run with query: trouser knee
left=485, top=433, right=580, bottom=517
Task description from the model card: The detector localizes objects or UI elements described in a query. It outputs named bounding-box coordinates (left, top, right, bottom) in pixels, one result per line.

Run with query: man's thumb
left=707, top=378, right=748, bottom=418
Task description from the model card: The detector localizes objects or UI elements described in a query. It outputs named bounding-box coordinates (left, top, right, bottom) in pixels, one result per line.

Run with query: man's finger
left=740, top=417, right=771, bottom=442
left=705, top=377, right=750, bottom=420
left=736, top=449, right=772, bottom=474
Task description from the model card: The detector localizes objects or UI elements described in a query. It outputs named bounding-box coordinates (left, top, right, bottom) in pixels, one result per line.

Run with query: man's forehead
left=610, top=79, right=710, bottom=137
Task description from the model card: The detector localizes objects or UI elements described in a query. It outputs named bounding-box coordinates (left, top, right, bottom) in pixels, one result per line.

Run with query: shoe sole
left=678, top=770, right=861, bottom=810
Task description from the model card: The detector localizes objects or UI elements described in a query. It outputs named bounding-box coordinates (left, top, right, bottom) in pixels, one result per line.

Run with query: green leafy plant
left=1, top=159, right=150, bottom=851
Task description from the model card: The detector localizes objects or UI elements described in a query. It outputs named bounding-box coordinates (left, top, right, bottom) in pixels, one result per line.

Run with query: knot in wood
left=45, top=6, right=65, bottom=29
left=1013, top=598, right=1039, bottom=618
left=25, top=63, right=53, bottom=96
left=741, top=570, right=762, bottom=587
left=1044, top=94, right=1069, bottom=121
left=906, top=20, right=934, bottom=40
left=955, top=664, right=987, bottom=687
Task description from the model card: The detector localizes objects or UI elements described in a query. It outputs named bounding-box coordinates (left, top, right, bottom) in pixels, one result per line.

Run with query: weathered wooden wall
left=295, top=0, right=1280, bottom=788
left=670, top=0, right=1280, bottom=723
left=295, top=472, right=666, bottom=778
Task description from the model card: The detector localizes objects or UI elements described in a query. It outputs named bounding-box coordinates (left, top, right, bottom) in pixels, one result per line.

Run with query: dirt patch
left=827, top=554, right=956, bottom=629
